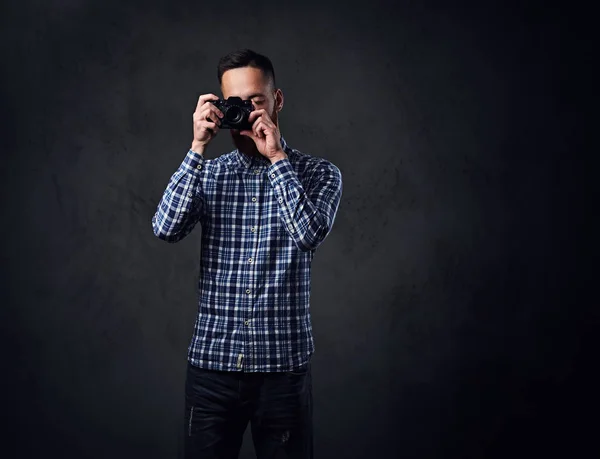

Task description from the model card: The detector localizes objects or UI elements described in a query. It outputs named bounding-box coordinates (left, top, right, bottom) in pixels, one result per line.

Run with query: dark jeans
left=184, top=360, right=313, bottom=459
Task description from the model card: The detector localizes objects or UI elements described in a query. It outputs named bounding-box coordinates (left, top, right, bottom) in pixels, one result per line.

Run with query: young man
left=151, top=48, right=343, bottom=459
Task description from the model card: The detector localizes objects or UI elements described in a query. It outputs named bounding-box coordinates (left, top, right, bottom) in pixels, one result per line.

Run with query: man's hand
left=191, top=93, right=224, bottom=154
left=239, top=109, right=287, bottom=163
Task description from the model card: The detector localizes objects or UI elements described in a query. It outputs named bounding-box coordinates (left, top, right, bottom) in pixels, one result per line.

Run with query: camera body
left=210, top=96, right=254, bottom=130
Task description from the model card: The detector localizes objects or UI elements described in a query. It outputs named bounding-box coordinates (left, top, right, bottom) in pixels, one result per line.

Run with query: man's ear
left=275, top=88, right=284, bottom=112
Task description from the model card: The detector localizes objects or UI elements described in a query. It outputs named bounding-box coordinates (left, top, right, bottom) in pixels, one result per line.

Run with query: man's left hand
left=239, top=109, right=287, bottom=163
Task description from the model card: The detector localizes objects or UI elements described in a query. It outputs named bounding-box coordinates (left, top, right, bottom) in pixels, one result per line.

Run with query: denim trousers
left=184, top=360, right=313, bottom=459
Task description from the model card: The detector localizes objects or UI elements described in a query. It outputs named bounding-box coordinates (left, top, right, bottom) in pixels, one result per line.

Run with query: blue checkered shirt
left=151, top=136, right=342, bottom=372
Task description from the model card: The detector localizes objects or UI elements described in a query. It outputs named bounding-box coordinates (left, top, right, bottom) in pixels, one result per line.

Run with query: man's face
left=221, top=66, right=280, bottom=156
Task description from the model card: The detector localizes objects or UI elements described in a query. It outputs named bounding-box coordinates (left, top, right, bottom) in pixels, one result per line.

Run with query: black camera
left=210, top=96, right=254, bottom=130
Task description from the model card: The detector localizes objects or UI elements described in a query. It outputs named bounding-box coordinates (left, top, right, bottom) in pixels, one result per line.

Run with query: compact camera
left=210, top=96, right=254, bottom=130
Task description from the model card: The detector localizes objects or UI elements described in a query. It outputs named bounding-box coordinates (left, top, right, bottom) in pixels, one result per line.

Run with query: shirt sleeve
left=151, top=149, right=206, bottom=243
left=267, top=157, right=343, bottom=252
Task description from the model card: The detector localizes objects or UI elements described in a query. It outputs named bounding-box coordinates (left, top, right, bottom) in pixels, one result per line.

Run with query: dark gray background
left=0, top=0, right=593, bottom=458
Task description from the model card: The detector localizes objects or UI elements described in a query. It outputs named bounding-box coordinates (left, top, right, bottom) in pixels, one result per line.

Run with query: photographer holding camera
left=151, top=48, right=343, bottom=459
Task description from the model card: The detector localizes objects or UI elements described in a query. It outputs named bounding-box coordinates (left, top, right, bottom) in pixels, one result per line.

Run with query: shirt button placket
left=246, top=170, right=261, bottom=365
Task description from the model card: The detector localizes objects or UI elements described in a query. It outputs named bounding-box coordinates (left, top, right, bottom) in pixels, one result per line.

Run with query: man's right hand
left=191, top=93, right=224, bottom=154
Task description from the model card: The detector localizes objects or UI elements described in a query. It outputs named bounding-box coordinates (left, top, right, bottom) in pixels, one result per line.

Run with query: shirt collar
left=235, top=135, right=291, bottom=169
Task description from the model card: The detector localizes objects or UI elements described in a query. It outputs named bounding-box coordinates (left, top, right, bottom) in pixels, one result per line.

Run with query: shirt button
left=248, top=257, right=253, bottom=263
left=278, top=197, right=283, bottom=203
left=271, top=173, right=275, bottom=178
left=250, top=226, right=256, bottom=232
left=187, top=192, right=193, bottom=197
left=254, top=169, right=260, bottom=174
left=196, top=164, right=202, bottom=170
left=244, top=320, right=250, bottom=326
left=251, top=197, right=257, bottom=202
left=246, top=289, right=251, bottom=294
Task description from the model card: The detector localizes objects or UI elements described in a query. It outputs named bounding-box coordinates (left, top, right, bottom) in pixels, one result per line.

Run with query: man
left=151, top=48, right=343, bottom=459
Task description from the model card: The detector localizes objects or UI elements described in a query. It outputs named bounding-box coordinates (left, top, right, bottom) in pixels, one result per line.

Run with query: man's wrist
left=190, top=142, right=206, bottom=157
left=269, top=150, right=288, bottom=164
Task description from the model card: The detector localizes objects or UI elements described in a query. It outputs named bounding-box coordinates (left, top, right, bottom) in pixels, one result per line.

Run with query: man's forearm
left=152, top=148, right=206, bottom=243
left=269, top=150, right=288, bottom=165
left=266, top=159, right=342, bottom=252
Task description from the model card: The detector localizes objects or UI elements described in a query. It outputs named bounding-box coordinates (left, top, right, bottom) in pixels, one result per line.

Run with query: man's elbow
left=153, top=229, right=183, bottom=243
left=296, top=222, right=331, bottom=252
left=151, top=217, right=183, bottom=243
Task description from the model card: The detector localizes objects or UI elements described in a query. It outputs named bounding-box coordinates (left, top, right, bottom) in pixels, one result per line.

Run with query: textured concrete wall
left=0, top=0, right=590, bottom=458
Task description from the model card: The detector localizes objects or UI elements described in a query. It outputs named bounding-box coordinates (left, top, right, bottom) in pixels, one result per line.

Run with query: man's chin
left=230, top=130, right=257, bottom=155
left=230, top=129, right=243, bottom=141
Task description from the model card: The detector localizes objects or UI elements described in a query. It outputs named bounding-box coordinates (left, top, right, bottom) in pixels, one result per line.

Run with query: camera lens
left=225, top=106, right=243, bottom=123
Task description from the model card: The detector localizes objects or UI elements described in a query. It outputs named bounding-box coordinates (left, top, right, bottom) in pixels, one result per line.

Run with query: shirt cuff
left=267, top=158, right=296, bottom=186
left=181, top=149, right=205, bottom=174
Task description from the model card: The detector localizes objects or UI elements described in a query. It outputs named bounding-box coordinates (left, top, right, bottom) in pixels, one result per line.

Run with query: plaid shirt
left=152, top=136, right=342, bottom=372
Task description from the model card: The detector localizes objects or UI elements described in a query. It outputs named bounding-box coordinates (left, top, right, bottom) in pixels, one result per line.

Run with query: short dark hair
left=217, top=48, right=276, bottom=89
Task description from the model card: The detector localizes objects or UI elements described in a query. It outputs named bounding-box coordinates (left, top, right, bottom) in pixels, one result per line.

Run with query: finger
left=248, top=109, right=267, bottom=123
left=251, top=115, right=266, bottom=133
left=255, top=120, right=273, bottom=139
left=201, top=120, right=220, bottom=135
left=196, top=93, right=219, bottom=112
left=201, top=108, right=223, bottom=126
left=203, top=112, right=217, bottom=126
left=202, top=103, right=224, bottom=121
left=197, top=93, right=219, bottom=111
left=253, top=113, right=275, bottom=132
left=254, top=121, right=265, bottom=138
